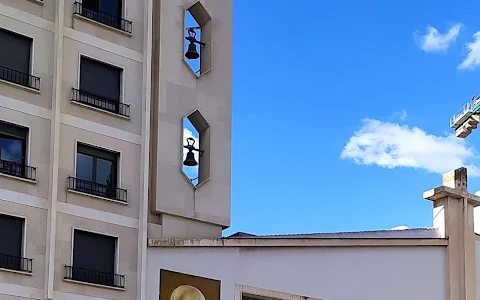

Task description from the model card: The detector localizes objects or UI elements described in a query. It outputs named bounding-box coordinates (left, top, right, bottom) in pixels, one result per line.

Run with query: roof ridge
left=227, top=227, right=437, bottom=238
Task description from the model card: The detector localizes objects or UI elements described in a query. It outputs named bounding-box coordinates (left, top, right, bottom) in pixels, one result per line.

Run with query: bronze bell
left=183, top=149, right=198, bottom=166
left=185, top=42, right=200, bottom=60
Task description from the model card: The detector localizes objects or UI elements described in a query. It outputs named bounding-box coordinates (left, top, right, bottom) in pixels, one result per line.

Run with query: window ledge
left=0, top=172, right=36, bottom=184
left=73, top=14, right=133, bottom=37
left=64, top=279, right=125, bottom=291
left=0, top=79, right=40, bottom=94
left=67, top=189, right=128, bottom=205
left=27, top=0, right=44, bottom=5
left=0, top=267, right=33, bottom=276
left=70, top=100, right=131, bottom=120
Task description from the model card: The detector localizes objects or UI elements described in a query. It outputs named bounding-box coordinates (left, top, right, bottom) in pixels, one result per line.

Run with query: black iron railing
left=67, top=176, right=128, bottom=203
left=0, top=253, right=33, bottom=273
left=71, top=88, right=130, bottom=117
left=73, top=2, right=132, bottom=34
left=0, top=65, right=40, bottom=90
left=64, top=265, right=125, bottom=288
left=0, top=159, right=37, bottom=181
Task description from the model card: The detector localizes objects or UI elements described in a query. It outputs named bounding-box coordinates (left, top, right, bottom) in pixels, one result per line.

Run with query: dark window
left=82, top=0, right=122, bottom=28
left=79, top=57, right=121, bottom=113
left=72, top=230, right=116, bottom=286
left=0, top=29, right=31, bottom=75
left=0, top=214, right=24, bottom=271
left=75, top=143, right=118, bottom=198
left=0, top=28, right=34, bottom=88
left=0, top=121, right=29, bottom=178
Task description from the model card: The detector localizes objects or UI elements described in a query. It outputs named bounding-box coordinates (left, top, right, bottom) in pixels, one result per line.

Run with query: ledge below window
left=0, top=65, right=41, bottom=93
left=64, top=279, right=126, bottom=291
left=0, top=78, right=40, bottom=94
left=66, top=176, right=128, bottom=205
left=0, top=160, right=37, bottom=184
left=67, top=188, right=128, bottom=205
left=0, top=267, right=33, bottom=276
left=70, top=100, right=131, bottom=120
left=73, top=14, right=133, bottom=37
left=71, top=88, right=131, bottom=120
left=0, top=172, right=37, bottom=184
left=26, top=0, right=44, bottom=5
left=0, top=254, right=33, bottom=275
left=72, top=2, right=133, bottom=37
left=64, top=265, right=126, bottom=291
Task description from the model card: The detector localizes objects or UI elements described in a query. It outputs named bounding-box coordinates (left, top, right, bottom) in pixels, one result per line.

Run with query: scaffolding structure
left=450, top=94, right=480, bottom=138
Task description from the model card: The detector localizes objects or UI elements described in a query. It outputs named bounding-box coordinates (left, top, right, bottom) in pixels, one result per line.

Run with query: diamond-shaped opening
left=183, top=1, right=212, bottom=78
left=182, top=110, right=210, bottom=187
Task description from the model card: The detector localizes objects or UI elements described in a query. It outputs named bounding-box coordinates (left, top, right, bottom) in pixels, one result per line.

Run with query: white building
left=146, top=167, right=480, bottom=300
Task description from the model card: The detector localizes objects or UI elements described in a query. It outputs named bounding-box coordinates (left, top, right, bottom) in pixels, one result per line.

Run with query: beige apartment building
left=0, top=0, right=231, bottom=299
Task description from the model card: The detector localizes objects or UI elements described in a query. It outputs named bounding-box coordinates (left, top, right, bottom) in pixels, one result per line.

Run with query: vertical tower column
left=424, top=167, right=479, bottom=300
left=44, top=0, right=65, bottom=298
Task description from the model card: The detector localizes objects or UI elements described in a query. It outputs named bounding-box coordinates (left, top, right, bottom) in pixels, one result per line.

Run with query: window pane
left=73, top=230, right=116, bottom=282
left=99, top=0, right=121, bottom=17
left=79, top=58, right=121, bottom=102
left=0, top=138, right=23, bottom=163
left=76, top=153, right=93, bottom=181
left=0, top=29, right=31, bottom=75
left=96, top=158, right=114, bottom=186
left=0, top=215, right=23, bottom=257
left=82, top=0, right=99, bottom=10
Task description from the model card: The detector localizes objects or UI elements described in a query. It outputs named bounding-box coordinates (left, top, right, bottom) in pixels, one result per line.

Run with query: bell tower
left=147, top=0, right=232, bottom=239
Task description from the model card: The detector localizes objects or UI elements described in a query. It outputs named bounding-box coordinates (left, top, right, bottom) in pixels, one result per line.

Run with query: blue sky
left=219, top=1, right=480, bottom=236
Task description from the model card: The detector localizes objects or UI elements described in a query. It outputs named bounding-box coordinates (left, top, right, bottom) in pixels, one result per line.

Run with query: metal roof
left=227, top=227, right=440, bottom=239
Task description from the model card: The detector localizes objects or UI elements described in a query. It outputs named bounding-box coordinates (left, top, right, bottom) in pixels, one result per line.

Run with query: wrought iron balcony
left=67, top=176, right=128, bottom=203
left=0, top=65, right=40, bottom=90
left=0, top=253, right=33, bottom=273
left=71, top=88, right=130, bottom=118
left=73, top=2, right=133, bottom=34
left=64, top=265, right=125, bottom=288
left=0, top=159, right=37, bottom=181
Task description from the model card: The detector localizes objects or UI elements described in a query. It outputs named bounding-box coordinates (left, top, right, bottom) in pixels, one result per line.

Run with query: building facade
left=0, top=0, right=231, bottom=299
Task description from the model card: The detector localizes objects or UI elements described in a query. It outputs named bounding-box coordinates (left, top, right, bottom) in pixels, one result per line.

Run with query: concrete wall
left=148, top=0, right=233, bottom=238
left=146, top=246, right=448, bottom=300
left=476, top=240, right=480, bottom=300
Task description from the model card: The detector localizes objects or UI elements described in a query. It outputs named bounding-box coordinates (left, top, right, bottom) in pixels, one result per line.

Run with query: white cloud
left=475, top=190, right=480, bottom=196
left=458, top=31, right=480, bottom=70
left=340, top=118, right=479, bottom=176
left=414, top=23, right=462, bottom=52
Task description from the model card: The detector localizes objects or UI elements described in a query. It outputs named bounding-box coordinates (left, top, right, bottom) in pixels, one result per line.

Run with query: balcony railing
left=0, top=159, right=37, bottom=181
left=0, top=253, right=33, bottom=273
left=73, top=2, right=133, bottom=34
left=67, top=176, right=128, bottom=203
left=64, top=265, right=125, bottom=288
left=0, top=65, right=40, bottom=90
left=71, top=88, right=131, bottom=118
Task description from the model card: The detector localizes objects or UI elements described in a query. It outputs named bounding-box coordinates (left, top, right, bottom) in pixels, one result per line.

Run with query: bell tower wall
left=147, top=0, right=233, bottom=239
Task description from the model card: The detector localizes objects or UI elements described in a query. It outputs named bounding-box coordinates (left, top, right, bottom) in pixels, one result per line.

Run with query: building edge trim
left=60, top=113, right=141, bottom=144
left=148, top=237, right=449, bottom=248
left=0, top=282, right=43, bottom=299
